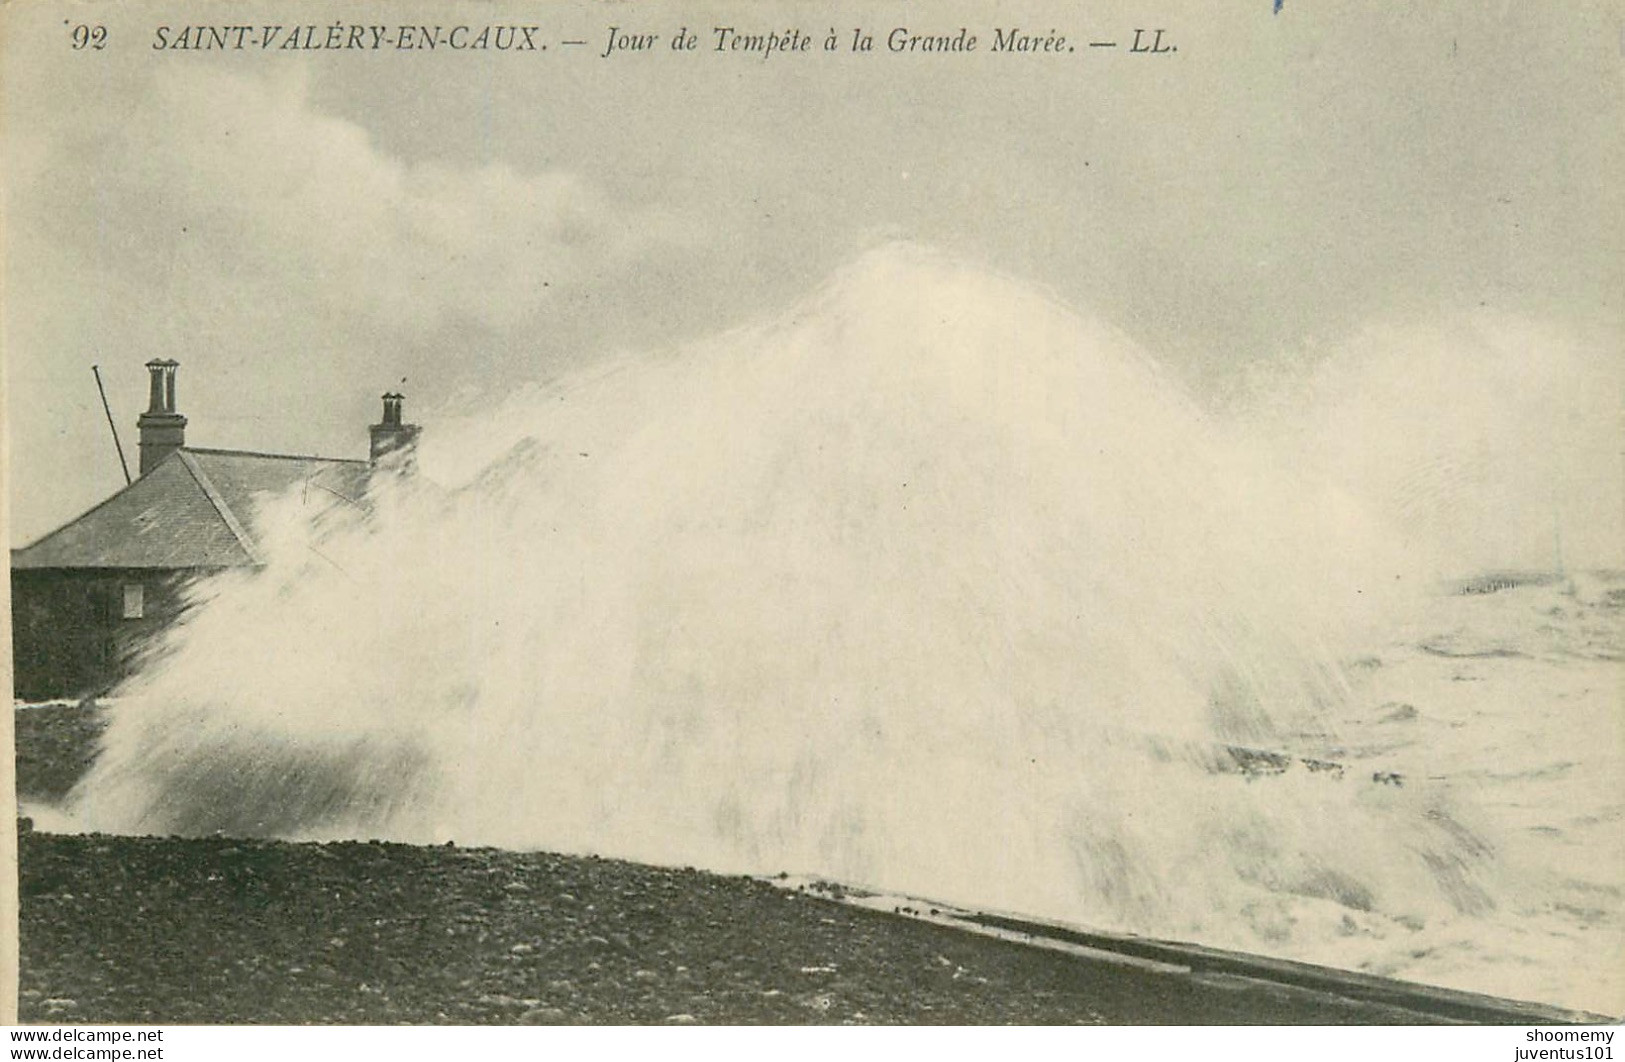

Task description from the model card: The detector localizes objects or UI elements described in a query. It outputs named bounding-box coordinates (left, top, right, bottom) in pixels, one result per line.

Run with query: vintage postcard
left=3, top=0, right=1621, bottom=1038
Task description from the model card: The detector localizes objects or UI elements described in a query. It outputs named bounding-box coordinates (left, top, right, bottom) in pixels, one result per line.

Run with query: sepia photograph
left=3, top=0, right=1621, bottom=1038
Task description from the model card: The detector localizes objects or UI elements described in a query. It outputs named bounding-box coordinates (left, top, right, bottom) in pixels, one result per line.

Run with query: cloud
left=115, top=65, right=693, bottom=333
left=7, top=61, right=699, bottom=379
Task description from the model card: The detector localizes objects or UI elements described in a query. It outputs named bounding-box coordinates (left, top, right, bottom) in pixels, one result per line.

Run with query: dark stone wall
left=10, top=569, right=195, bottom=701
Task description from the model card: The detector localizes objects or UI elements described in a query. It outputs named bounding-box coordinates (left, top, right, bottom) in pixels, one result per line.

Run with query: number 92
left=71, top=24, right=108, bottom=50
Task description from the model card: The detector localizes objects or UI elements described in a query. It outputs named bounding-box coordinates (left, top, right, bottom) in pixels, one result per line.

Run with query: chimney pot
left=144, top=359, right=166, bottom=414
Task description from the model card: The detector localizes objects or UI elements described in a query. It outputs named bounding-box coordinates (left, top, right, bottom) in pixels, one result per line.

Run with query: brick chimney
left=136, top=359, right=187, bottom=475
left=369, top=392, right=421, bottom=467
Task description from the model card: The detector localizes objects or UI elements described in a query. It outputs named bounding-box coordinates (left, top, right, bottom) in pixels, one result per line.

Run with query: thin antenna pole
left=92, top=364, right=132, bottom=485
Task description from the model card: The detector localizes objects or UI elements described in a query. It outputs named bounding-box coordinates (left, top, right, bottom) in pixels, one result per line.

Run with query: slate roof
left=10, top=448, right=369, bottom=571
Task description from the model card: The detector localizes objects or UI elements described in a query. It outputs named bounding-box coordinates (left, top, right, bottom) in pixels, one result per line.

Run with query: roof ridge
left=184, top=446, right=367, bottom=465
left=176, top=451, right=261, bottom=565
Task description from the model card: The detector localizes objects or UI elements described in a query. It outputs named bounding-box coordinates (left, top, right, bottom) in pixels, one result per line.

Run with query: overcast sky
left=4, top=0, right=1620, bottom=546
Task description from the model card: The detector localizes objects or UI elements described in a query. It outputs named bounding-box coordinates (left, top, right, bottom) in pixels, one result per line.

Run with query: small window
left=122, top=583, right=144, bottom=620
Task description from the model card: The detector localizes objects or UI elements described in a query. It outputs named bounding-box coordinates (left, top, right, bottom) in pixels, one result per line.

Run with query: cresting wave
left=67, top=245, right=1620, bottom=1012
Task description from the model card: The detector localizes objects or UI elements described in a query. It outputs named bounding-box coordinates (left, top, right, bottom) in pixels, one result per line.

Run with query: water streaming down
left=68, top=246, right=1622, bottom=1013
